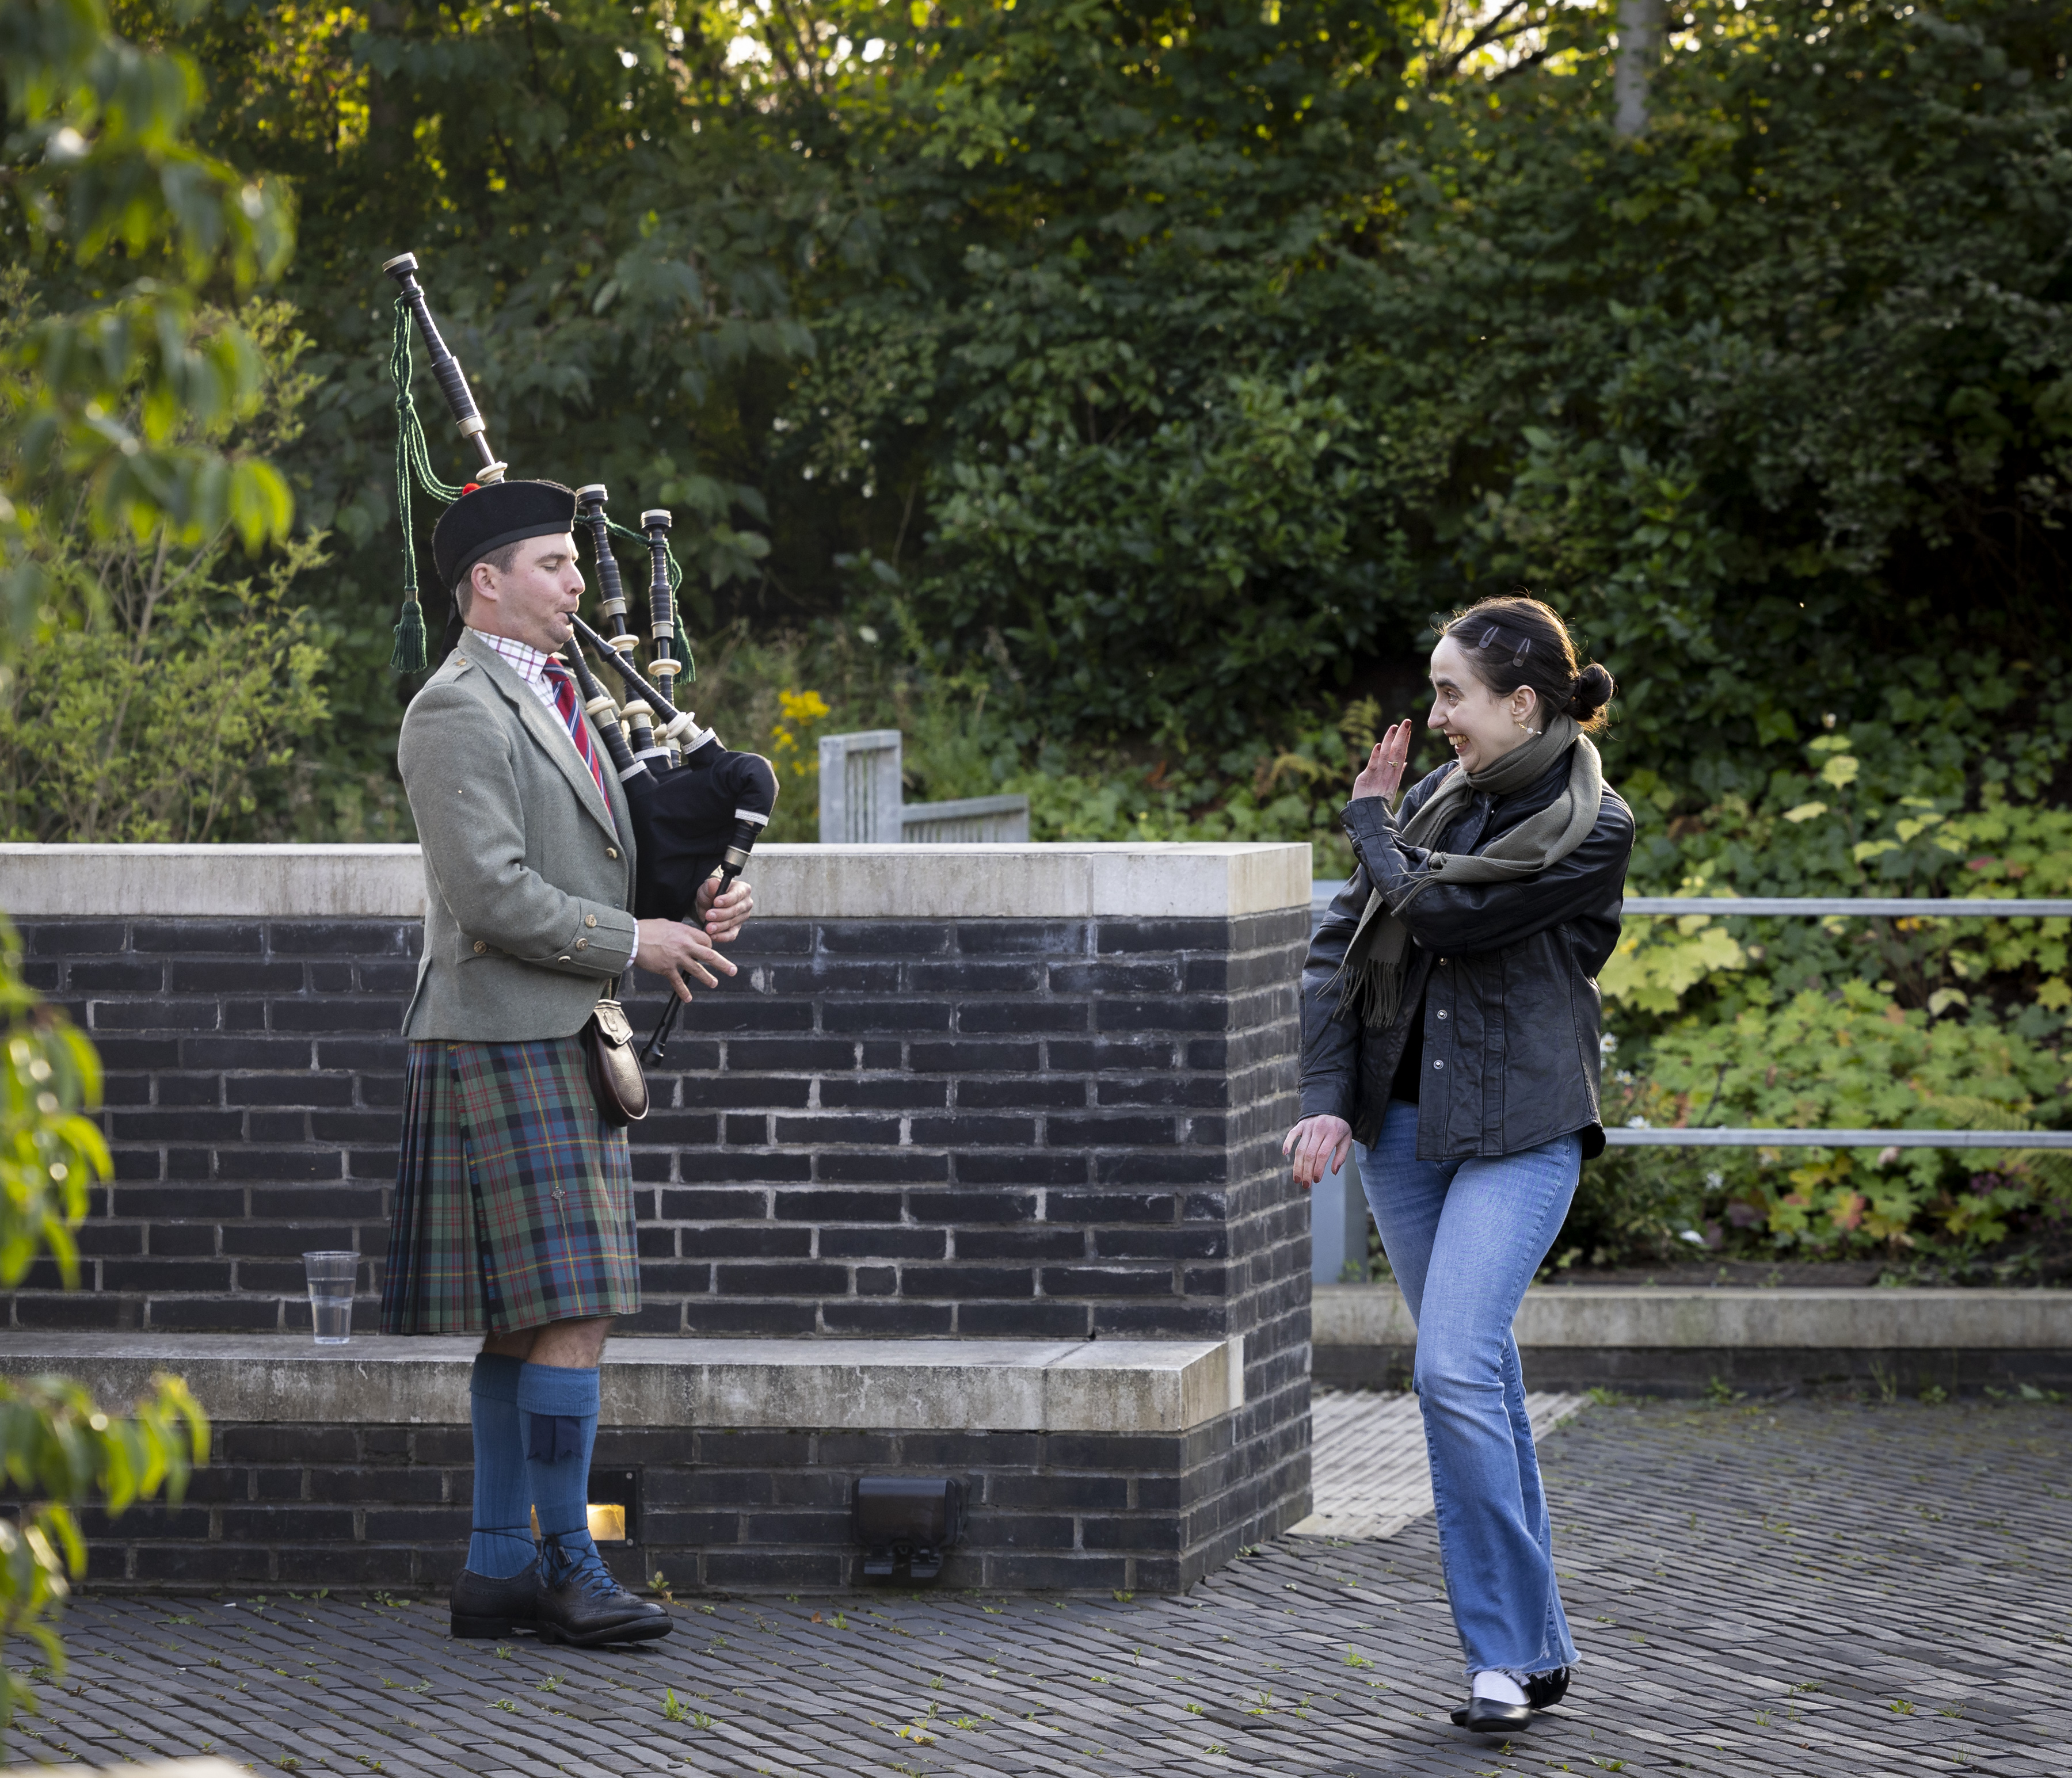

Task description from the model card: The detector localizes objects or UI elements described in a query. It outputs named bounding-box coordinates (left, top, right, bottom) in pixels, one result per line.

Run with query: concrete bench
left=0, top=1332, right=1259, bottom=1596
left=1313, top=1283, right=2072, bottom=1395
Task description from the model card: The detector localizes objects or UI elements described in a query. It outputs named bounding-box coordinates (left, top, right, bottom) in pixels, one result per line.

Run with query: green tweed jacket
left=398, top=628, right=639, bottom=1041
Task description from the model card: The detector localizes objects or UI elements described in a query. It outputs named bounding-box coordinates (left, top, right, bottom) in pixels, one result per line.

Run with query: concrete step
left=1313, top=1282, right=2072, bottom=1394
left=0, top=1330, right=1245, bottom=1434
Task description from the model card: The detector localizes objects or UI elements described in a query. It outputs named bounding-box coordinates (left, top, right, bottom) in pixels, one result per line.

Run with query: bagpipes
left=380, top=250, right=777, bottom=1062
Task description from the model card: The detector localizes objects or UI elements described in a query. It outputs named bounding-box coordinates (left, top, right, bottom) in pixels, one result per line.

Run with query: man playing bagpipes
left=374, top=252, right=780, bottom=1644
left=380, top=478, right=754, bottom=1646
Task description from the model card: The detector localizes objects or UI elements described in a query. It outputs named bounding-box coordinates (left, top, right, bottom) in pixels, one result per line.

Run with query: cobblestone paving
left=5, top=1399, right=2068, bottom=1776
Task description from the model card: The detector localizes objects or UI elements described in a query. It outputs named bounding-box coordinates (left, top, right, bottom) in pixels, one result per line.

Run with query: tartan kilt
left=380, top=1036, right=640, bottom=1335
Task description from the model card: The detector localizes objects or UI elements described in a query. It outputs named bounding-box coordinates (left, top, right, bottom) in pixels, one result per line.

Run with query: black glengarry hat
left=432, top=478, right=578, bottom=589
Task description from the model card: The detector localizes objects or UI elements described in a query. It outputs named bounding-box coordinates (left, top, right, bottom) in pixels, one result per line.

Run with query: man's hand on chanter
left=1282, top=1114, right=1353, bottom=1189
left=635, top=918, right=738, bottom=1004
left=695, top=872, right=753, bottom=943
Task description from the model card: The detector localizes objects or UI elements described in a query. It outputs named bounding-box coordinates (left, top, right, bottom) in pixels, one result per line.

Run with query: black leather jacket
left=1300, top=747, right=1633, bottom=1162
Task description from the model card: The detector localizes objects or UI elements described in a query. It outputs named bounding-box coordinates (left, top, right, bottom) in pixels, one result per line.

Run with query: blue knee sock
left=467, top=1355, right=536, bottom=1578
left=517, top=1361, right=604, bottom=1585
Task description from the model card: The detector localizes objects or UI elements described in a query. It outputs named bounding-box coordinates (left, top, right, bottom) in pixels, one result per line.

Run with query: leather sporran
left=582, top=995, right=649, bottom=1126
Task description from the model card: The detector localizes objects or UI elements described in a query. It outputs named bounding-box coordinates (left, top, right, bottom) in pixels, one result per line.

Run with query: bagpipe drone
left=380, top=250, right=777, bottom=1062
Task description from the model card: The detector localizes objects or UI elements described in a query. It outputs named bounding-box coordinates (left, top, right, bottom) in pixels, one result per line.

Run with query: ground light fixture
left=854, top=1476, right=963, bottom=1580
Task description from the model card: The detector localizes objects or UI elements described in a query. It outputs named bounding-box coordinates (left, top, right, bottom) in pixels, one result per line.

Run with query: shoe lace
left=540, top=1529, right=618, bottom=1595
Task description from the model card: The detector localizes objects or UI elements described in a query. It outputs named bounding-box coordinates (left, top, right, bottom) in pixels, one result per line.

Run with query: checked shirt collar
left=469, top=627, right=618, bottom=837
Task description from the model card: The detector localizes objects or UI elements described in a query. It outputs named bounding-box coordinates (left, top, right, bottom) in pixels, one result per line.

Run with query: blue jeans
left=1357, top=1101, right=1582, bottom=1681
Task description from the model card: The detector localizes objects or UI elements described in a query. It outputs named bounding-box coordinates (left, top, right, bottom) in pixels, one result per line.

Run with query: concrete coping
left=0, top=842, right=1312, bottom=921
left=1313, top=1283, right=2072, bottom=1350
left=0, top=1333, right=1247, bottom=1435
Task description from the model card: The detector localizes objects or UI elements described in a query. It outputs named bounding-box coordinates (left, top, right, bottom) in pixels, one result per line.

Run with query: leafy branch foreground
left=1, top=922, right=210, bottom=1741
left=1, top=0, right=243, bottom=1743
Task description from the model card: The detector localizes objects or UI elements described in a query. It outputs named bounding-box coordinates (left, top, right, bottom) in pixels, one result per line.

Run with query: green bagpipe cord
left=388, top=297, right=462, bottom=672
left=387, top=295, right=688, bottom=675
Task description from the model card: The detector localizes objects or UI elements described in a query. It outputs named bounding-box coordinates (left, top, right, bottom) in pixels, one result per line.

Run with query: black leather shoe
left=1526, top=1668, right=1571, bottom=1711
left=451, top=1562, right=540, bottom=1638
left=535, top=1559, right=672, bottom=1647
left=1450, top=1696, right=1533, bottom=1735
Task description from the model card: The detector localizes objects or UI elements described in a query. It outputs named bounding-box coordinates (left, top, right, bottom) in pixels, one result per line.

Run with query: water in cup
left=302, top=1250, right=357, bottom=1345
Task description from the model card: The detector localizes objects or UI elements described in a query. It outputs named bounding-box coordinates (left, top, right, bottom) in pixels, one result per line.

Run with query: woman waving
left=1286, top=595, right=1632, bottom=1737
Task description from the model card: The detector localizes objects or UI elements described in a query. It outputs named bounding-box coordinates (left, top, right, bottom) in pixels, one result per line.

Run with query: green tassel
left=390, top=597, right=429, bottom=673
left=673, top=611, right=695, bottom=682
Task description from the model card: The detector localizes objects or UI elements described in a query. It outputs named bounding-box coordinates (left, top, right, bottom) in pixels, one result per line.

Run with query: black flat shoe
left=1450, top=1696, right=1532, bottom=1735
left=534, top=1561, right=672, bottom=1647
left=1526, top=1668, right=1571, bottom=1710
left=451, top=1562, right=540, bottom=1638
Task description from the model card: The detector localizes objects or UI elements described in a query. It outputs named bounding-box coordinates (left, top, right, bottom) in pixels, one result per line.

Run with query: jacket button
left=1436, top=1009, right=1448, bottom=1020
left=576, top=938, right=589, bottom=950
left=473, top=940, right=486, bottom=955
left=606, top=846, right=619, bottom=860
left=585, top=914, right=597, bottom=928
left=1433, top=1059, right=1445, bottom=1070
left=558, top=955, right=571, bottom=964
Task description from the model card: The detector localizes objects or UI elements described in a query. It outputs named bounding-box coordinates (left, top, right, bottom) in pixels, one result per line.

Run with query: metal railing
left=900, top=794, right=1031, bottom=844
left=1616, top=894, right=2072, bottom=1150
left=817, top=730, right=1030, bottom=845
left=1626, top=896, right=2072, bottom=917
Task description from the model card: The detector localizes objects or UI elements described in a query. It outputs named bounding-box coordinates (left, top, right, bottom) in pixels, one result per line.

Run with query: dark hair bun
left=1567, top=662, right=1615, bottom=721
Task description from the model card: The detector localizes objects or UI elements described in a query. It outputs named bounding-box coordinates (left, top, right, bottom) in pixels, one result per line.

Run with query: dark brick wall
left=13, top=904, right=1313, bottom=1586
left=9, top=911, right=1309, bottom=1413
left=72, top=1406, right=1286, bottom=1596
left=10, top=912, right=1307, bottom=1341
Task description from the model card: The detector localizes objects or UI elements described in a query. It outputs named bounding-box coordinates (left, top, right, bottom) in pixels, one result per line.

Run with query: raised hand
left=1350, top=719, right=1415, bottom=802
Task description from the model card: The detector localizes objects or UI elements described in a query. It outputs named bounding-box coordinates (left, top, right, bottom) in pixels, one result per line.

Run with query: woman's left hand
left=1351, top=719, right=1415, bottom=802
left=1282, top=1115, right=1353, bottom=1189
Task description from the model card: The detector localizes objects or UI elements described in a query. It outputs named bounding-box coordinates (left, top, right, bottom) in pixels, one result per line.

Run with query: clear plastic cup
left=302, top=1250, right=357, bottom=1345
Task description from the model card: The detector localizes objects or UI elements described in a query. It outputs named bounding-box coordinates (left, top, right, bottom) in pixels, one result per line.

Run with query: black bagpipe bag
left=627, top=746, right=779, bottom=922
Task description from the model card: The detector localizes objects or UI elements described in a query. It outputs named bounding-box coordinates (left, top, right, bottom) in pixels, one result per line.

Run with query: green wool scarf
left=1336, top=714, right=1605, bottom=1028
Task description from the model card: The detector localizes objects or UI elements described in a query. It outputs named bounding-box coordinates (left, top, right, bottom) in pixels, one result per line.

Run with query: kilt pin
left=381, top=1035, right=639, bottom=1336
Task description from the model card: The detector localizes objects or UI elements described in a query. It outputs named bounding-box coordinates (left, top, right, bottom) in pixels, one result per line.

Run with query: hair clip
left=1477, top=625, right=1501, bottom=649
left=1511, top=638, right=1532, bottom=665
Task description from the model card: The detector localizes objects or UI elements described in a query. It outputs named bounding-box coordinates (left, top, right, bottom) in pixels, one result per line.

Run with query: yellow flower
left=779, top=688, right=831, bottom=724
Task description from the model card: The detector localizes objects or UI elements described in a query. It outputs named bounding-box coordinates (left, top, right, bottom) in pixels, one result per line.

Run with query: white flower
left=1599, top=1033, right=1619, bottom=1055
left=1626, top=1115, right=1650, bottom=1130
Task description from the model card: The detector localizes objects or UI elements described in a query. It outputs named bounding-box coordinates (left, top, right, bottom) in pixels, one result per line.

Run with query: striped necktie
left=541, top=659, right=612, bottom=816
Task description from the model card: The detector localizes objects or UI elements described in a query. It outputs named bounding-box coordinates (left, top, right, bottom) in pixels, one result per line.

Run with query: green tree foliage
left=0, top=285, right=333, bottom=839
left=1, top=0, right=295, bottom=636
left=148, top=1, right=2071, bottom=780
left=1, top=0, right=253, bottom=1738
left=0, top=919, right=208, bottom=1742
left=157, top=0, right=831, bottom=769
